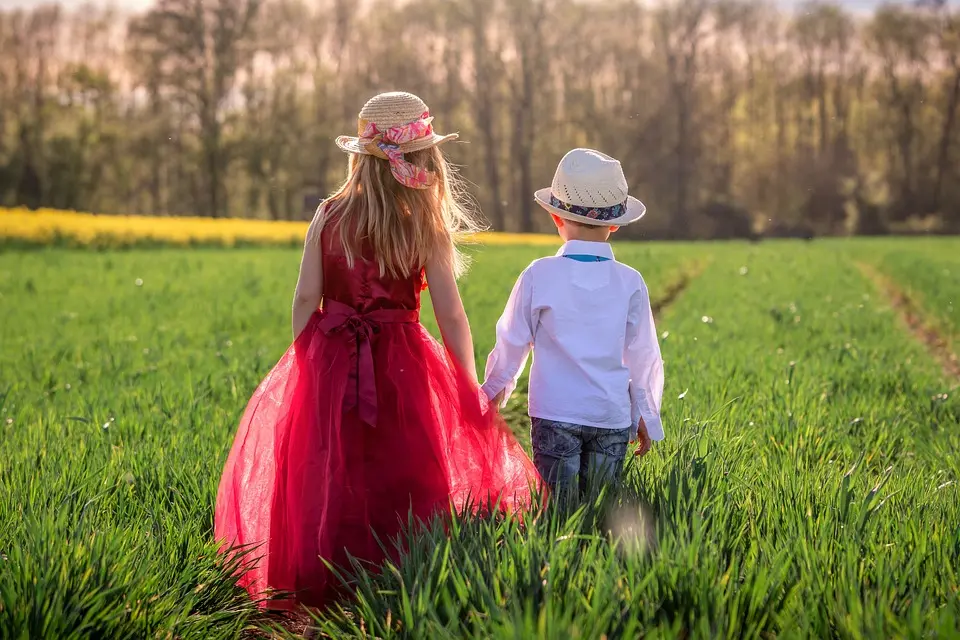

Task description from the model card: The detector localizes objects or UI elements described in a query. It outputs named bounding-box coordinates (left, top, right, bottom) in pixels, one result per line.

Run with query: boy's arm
left=481, top=268, right=536, bottom=407
left=625, top=281, right=665, bottom=441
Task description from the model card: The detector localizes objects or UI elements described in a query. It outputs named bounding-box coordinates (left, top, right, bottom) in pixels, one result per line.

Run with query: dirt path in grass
left=652, top=261, right=706, bottom=319
left=857, top=262, right=960, bottom=384
left=243, top=609, right=316, bottom=639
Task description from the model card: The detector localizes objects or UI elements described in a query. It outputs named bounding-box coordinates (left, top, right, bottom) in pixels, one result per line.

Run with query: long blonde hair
left=315, top=146, right=483, bottom=279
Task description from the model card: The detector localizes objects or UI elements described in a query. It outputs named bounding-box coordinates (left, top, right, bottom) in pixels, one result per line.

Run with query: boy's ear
left=550, top=214, right=565, bottom=229
left=608, top=226, right=619, bottom=234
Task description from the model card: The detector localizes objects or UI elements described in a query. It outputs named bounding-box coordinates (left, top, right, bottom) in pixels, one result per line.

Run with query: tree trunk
left=885, top=64, right=917, bottom=216
left=471, top=1, right=504, bottom=229
left=897, top=99, right=915, bottom=212
left=204, top=120, right=223, bottom=218
left=674, top=93, right=689, bottom=236
left=512, top=96, right=534, bottom=233
left=512, top=26, right=538, bottom=233
left=267, top=181, right=280, bottom=220
left=149, top=87, right=164, bottom=214
left=774, top=76, right=788, bottom=215
left=817, top=65, right=829, bottom=161
left=934, top=65, right=960, bottom=212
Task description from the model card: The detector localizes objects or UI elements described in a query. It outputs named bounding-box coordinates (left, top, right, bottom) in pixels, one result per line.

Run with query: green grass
left=1, top=239, right=959, bottom=638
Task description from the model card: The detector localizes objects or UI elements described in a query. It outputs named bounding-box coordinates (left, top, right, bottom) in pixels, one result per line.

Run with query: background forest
left=1, top=0, right=959, bottom=238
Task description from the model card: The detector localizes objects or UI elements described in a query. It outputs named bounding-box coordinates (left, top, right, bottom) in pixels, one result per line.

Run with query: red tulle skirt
left=214, top=308, right=539, bottom=607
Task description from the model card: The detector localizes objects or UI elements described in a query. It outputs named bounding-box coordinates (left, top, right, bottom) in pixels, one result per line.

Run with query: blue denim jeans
left=530, top=418, right=631, bottom=496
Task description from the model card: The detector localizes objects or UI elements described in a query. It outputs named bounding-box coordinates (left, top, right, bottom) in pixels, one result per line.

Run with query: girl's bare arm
left=425, top=239, right=477, bottom=384
left=292, top=217, right=324, bottom=339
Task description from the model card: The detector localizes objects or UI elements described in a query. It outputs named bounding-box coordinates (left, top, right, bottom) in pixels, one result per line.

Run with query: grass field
left=1, top=237, right=959, bottom=639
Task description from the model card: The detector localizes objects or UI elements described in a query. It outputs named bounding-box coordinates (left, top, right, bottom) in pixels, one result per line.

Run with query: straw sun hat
left=336, top=91, right=458, bottom=155
left=535, top=148, right=646, bottom=227
left=334, top=92, right=458, bottom=190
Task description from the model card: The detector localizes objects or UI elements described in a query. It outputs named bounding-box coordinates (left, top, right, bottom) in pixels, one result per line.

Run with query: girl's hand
left=491, top=389, right=506, bottom=409
left=632, top=419, right=652, bottom=458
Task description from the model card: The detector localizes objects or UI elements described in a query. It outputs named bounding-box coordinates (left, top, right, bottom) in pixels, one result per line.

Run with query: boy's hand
left=632, top=419, right=652, bottom=458
left=491, top=389, right=506, bottom=409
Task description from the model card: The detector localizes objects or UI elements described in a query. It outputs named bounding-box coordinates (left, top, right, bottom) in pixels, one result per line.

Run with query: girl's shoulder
left=311, top=201, right=347, bottom=246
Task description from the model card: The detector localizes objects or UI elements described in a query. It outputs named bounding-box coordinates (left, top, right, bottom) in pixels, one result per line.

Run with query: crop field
left=1, top=220, right=959, bottom=638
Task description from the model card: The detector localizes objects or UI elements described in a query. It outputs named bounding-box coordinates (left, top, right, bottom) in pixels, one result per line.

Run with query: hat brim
left=335, top=132, right=459, bottom=155
left=534, top=188, right=646, bottom=227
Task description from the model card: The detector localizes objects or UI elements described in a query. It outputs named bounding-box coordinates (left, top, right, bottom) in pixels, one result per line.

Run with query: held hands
left=632, top=418, right=652, bottom=458
left=480, top=380, right=506, bottom=413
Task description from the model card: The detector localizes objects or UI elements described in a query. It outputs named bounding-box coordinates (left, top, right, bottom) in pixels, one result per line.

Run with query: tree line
left=1, top=0, right=958, bottom=239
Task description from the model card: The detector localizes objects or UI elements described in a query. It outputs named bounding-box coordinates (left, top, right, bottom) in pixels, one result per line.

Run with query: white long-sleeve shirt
left=481, top=240, right=665, bottom=441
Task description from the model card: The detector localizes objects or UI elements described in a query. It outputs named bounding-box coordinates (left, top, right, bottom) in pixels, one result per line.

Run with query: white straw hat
left=535, top=148, right=646, bottom=227
left=335, top=91, right=458, bottom=155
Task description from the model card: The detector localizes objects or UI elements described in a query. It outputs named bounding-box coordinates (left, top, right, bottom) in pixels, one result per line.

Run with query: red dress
left=214, top=222, right=539, bottom=608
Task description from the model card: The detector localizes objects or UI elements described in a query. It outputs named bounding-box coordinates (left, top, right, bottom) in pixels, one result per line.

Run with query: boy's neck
left=562, top=229, right=612, bottom=243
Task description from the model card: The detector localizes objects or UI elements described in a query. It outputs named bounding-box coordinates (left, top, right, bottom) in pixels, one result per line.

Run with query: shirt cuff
left=480, top=381, right=501, bottom=402
left=480, top=379, right=515, bottom=408
left=632, top=399, right=664, bottom=441
left=640, top=412, right=664, bottom=441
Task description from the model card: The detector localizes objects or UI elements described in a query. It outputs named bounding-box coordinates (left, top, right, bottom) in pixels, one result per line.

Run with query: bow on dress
left=318, top=299, right=418, bottom=427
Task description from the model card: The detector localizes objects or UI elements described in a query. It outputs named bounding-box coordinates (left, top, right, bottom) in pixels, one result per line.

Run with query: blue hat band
left=549, top=194, right=627, bottom=222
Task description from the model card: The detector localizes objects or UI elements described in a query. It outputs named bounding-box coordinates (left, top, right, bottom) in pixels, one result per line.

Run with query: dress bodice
left=320, top=221, right=425, bottom=314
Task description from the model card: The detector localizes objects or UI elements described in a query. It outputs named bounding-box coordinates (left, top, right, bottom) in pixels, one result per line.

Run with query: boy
left=481, top=148, right=664, bottom=496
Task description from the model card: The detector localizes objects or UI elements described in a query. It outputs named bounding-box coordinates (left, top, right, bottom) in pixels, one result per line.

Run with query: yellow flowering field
left=0, top=207, right=559, bottom=248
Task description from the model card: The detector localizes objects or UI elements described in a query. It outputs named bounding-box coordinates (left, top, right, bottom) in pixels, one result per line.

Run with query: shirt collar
left=556, top=240, right=615, bottom=260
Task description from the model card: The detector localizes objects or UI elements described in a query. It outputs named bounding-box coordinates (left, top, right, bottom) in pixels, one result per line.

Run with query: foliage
left=2, top=1, right=960, bottom=237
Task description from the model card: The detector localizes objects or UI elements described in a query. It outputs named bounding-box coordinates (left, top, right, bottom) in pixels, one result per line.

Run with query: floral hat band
left=358, top=111, right=436, bottom=190
left=357, top=111, right=434, bottom=143
left=548, top=194, right=628, bottom=222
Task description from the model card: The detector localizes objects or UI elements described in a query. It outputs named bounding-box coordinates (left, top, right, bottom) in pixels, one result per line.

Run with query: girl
left=214, top=92, right=539, bottom=610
